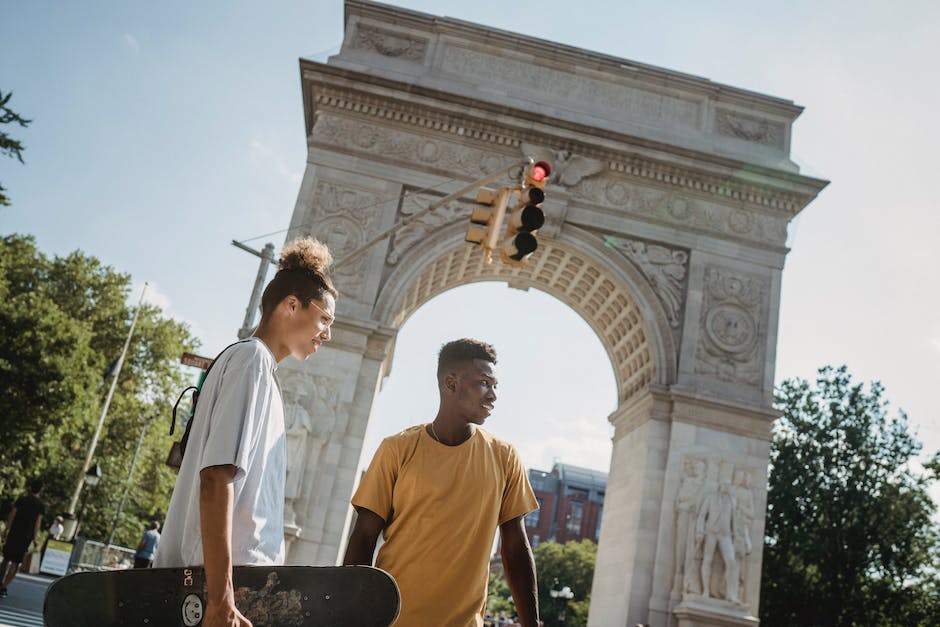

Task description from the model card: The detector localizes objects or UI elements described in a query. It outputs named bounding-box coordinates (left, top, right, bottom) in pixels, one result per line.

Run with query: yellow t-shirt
left=352, top=425, right=538, bottom=627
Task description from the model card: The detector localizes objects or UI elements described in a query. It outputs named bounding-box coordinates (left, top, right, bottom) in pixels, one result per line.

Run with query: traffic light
left=501, top=161, right=551, bottom=266
left=466, top=186, right=510, bottom=265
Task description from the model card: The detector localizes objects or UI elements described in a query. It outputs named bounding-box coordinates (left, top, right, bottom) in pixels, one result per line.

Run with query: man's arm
left=499, top=516, right=540, bottom=627
left=200, top=465, right=251, bottom=627
left=342, top=507, right=385, bottom=566
left=31, top=515, right=42, bottom=545
left=2, top=506, right=16, bottom=542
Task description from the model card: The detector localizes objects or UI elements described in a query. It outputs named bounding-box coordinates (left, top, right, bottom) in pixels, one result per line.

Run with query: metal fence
left=67, top=538, right=135, bottom=574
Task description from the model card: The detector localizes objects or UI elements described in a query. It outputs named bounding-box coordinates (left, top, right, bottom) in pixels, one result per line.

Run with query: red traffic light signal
left=531, top=161, right=551, bottom=183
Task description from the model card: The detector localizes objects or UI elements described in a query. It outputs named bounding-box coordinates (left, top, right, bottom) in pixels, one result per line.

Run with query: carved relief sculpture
left=732, top=469, right=756, bottom=604
left=605, top=236, right=688, bottom=328
left=520, top=143, right=605, bottom=187
left=695, top=266, right=767, bottom=386
left=696, top=480, right=739, bottom=603
left=673, top=457, right=706, bottom=596
left=352, top=24, right=427, bottom=62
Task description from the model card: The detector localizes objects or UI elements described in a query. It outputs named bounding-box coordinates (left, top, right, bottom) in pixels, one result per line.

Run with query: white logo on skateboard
left=182, top=593, right=203, bottom=626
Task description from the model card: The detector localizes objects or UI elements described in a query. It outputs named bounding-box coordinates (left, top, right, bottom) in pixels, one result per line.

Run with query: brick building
left=525, top=463, right=607, bottom=547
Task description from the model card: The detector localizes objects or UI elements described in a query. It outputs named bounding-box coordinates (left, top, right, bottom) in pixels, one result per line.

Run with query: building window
left=527, top=497, right=542, bottom=528
left=595, top=506, right=603, bottom=540
left=566, top=501, right=583, bottom=535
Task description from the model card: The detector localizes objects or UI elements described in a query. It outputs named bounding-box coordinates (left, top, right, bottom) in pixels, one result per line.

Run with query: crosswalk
left=0, top=607, right=43, bottom=627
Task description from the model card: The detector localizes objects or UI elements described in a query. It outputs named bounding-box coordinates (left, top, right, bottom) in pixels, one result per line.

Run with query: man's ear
left=443, top=372, right=458, bottom=394
left=284, top=294, right=299, bottom=314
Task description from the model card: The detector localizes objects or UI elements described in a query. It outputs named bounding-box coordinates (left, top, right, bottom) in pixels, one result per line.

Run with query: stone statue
left=732, top=469, right=755, bottom=604
left=695, top=480, right=739, bottom=603
left=673, top=458, right=705, bottom=596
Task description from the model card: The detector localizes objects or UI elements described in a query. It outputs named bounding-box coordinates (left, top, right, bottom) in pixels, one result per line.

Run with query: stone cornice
left=300, top=62, right=828, bottom=216
left=345, top=0, right=803, bottom=120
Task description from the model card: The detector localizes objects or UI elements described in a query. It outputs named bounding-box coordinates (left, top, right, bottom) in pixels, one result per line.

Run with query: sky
left=3, top=1, right=939, bottom=507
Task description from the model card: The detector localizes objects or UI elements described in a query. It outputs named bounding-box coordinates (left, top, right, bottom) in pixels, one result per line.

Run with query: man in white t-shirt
left=157, top=239, right=337, bottom=627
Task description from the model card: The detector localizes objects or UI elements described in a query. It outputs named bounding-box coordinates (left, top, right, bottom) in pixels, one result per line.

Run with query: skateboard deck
left=44, top=565, right=400, bottom=627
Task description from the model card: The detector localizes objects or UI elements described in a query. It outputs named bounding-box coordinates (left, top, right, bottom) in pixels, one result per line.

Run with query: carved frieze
left=715, top=109, right=785, bottom=149
left=604, top=236, right=688, bottom=329
left=694, top=266, right=767, bottom=387
left=441, top=45, right=701, bottom=130
left=312, top=114, right=519, bottom=179
left=351, top=24, right=427, bottom=62
left=673, top=456, right=757, bottom=607
left=569, top=173, right=789, bottom=246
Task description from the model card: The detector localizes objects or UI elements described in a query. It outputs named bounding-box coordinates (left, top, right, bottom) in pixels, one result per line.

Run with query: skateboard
left=43, top=565, right=400, bottom=626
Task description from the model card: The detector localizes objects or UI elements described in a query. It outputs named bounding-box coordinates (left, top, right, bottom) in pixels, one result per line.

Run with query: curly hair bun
left=279, top=237, right=333, bottom=275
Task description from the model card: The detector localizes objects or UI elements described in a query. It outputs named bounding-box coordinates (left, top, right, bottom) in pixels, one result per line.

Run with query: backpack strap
left=170, top=340, right=249, bottom=456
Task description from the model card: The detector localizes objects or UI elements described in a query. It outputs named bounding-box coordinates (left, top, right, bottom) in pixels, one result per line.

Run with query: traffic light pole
left=231, top=160, right=530, bottom=284
left=333, top=162, right=529, bottom=270
left=231, top=241, right=276, bottom=338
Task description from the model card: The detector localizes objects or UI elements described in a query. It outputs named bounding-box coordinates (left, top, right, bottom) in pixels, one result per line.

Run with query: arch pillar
left=590, top=383, right=776, bottom=627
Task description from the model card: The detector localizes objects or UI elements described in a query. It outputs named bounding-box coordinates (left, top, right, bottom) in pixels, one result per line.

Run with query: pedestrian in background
left=0, top=480, right=45, bottom=598
left=133, top=521, right=161, bottom=568
left=48, top=516, right=64, bottom=541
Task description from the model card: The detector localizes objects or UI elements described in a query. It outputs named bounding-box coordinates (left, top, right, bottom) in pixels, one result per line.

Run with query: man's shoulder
left=221, top=339, right=275, bottom=369
left=476, top=428, right=515, bottom=450
left=203, top=339, right=275, bottom=388
left=381, top=425, right=425, bottom=448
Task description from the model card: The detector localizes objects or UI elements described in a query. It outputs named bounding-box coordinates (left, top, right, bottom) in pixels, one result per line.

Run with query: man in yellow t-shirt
left=344, top=339, right=541, bottom=626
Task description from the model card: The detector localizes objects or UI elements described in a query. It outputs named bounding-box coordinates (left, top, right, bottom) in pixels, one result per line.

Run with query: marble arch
left=271, top=2, right=828, bottom=626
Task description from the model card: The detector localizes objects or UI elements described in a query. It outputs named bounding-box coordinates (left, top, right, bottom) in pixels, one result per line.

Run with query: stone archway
left=273, top=2, right=827, bottom=626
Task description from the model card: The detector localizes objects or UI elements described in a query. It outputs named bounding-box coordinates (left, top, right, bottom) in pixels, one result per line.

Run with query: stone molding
left=694, top=266, right=768, bottom=388
left=308, top=88, right=811, bottom=219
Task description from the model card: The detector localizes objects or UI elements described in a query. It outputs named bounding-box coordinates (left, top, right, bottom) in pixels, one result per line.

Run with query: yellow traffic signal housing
left=466, top=186, right=511, bottom=265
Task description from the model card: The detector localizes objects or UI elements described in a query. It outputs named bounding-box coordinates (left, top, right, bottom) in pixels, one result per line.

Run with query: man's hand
left=203, top=591, right=252, bottom=627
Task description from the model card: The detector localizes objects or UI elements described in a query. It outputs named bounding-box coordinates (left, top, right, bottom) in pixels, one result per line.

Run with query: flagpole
left=67, top=282, right=148, bottom=515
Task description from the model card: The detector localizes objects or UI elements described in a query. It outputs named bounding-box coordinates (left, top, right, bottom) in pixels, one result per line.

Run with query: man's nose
left=322, top=326, right=332, bottom=342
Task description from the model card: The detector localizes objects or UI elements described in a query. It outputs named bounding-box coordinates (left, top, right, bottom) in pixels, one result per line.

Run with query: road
left=0, top=574, right=49, bottom=627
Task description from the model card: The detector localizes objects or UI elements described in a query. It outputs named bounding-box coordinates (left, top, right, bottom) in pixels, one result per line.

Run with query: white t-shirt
left=155, top=338, right=286, bottom=568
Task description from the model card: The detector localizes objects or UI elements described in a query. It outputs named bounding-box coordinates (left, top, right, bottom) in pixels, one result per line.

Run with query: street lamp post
left=67, top=283, right=148, bottom=516
left=549, top=579, right=575, bottom=625
left=74, top=463, right=102, bottom=539
left=106, top=414, right=156, bottom=546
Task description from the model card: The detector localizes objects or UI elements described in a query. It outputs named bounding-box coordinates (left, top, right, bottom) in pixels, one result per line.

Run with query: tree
left=535, top=540, right=596, bottom=627
left=0, top=234, right=198, bottom=548
left=0, top=90, right=31, bottom=206
left=761, top=365, right=940, bottom=626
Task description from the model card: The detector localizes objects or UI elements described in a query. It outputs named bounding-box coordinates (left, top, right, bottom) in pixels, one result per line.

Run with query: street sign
left=180, top=352, right=213, bottom=370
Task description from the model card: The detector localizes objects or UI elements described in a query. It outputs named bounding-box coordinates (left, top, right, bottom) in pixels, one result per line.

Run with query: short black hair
left=437, top=339, right=497, bottom=378
left=29, top=480, right=43, bottom=493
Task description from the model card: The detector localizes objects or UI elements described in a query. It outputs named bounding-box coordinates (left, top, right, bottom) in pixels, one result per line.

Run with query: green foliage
left=761, top=365, right=940, bottom=626
left=0, top=234, right=198, bottom=548
left=486, top=571, right=515, bottom=619
left=0, top=89, right=31, bottom=206
left=536, top=540, right=596, bottom=627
